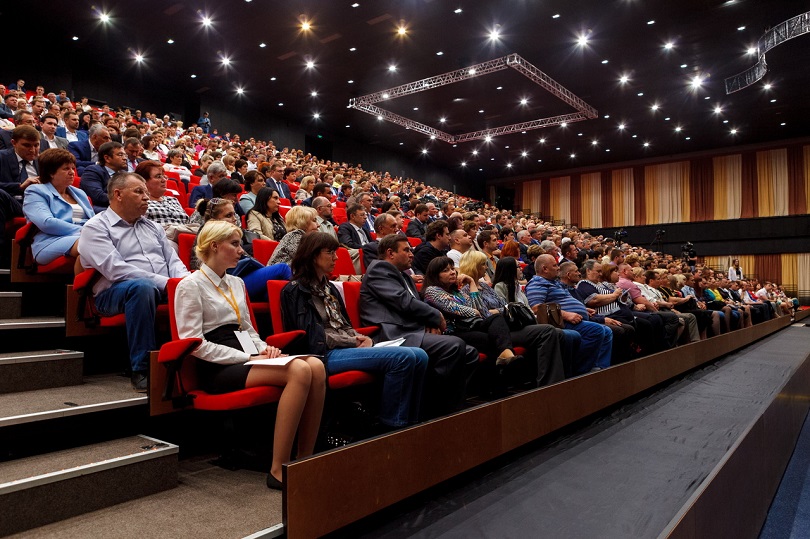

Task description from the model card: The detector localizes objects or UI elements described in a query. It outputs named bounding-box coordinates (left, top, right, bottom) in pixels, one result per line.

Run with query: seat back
left=332, top=247, right=356, bottom=277
left=267, top=280, right=289, bottom=334
left=177, top=233, right=196, bottom=271
left=253, top=239, right=279, bottom=265
left=407, top=237, right=422, bottom=248
left=341, top=281, right=364, bottom=327
left=168, top=276, right=258, bottom=340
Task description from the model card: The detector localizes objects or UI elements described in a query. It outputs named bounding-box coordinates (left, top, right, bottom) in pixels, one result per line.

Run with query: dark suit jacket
left=362, top=241, right=380, bottom=266
left=0, top=148, right=38, bottom=196
left=188, top=184, right=213, bottom=210
left=0, top=130, right=11, bottom=151
left=79, top=165, right=111, bottom=213
left=56, top=127, right=88, bottom=143
left=337, top=222, right=371, bottom=249
left=68, top=140, right=95, bottom=175
left=411, top=242, right=447, bottom=275
left=40, top=136, right=69, bottom=151
left=0, top=103, right=13, bottom=120
left=267, top=178, right=291, bottom=200
left=359, top=259, right=443, bottom=347
left=406, top=218, right=427, bottom=241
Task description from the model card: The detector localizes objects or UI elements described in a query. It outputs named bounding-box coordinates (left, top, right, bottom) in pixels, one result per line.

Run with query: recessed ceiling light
left=637, top=92, right=644, bottom=96
left=461, top=161, right=467, bottom=166
left=388, top=65, right=397, bottom=72
left=680, top=64, right=687, bottom=68
left=479, top=109, right=485, bottom=113
left=352, top=3, right=360, bottom=7
left=349, top=47, right=356, bottom=52
left=134, top=54, right=144, bottom=63
left=167, top=39, right=175, bottom=44
left=236, top=87, right=244, bottom=94
left=591, top=140, right=598, bottom=146
left=100, top=13, right=111, bottom=23
left=472, top=150, right=478, bottom=155
left=552, top=14, right=560, bottom=19
left=675, top=126, right=682, bottom=132
left=398, top=26, right=407, bottom=35
left=763, top=83, right=772, bottom=90
left=505, top=145, right=510, bottom=149
left=601, top=59, right=609, bottom=64
left=506, top=163, right=513, bottom=168
left=436, top=51, right=444, bottom=56
left=496, top=86, right=503, bottom=90
left=730, top=128, right=738, bottom=134
left=737, top=26, right=746, bottom=31
left=577, top=34, right=589, bottom=46
left=72, top=36, right=79, bottom=41
left=704, top=96, right=711, bottom=100
left=301, top=21, right=311, bottom=31
left=643, top=142, right=650, bottom=147
left=270, top=76, right=276, bottom=81
left=714, top=106, right=722, bottom=114
left=647, top=20, right=655, bottom=25
left=259, top=42, right=266, bottom=48
left=455, top=8, right=463, bottom=14
left=604, top=115, right=610, bottom=119
left=491, top=158, right=495, bottom=161
left=346, top=124, right=350, bottom=128
left=313, top=112, right=320, bottom=119
left=190, top=74, right=197, bottom=78
left=723, top=120, right=729, bottom=123
left=651, top=104, right=659, bottom=111
left=413, top=107, right=418, bottom=110
left=306, top=60, right=315, bottom=69
left=347, top=80, right=354, bottom=84
left=577, top=133, right=583, bottom=136
left=539, top=138, right=546, bottom=143
left=664, top=42, right=674, bottom=50
left=439, top=117, right=447, bottom=122
left=521, top=151, right=528, bottom=157
left=690, top=75, right=704, bottom=89
left=606, top=149, right=611, bottom=152
left=570, top=153, right=576, bottom=158
left=780, top=122, right=786, bottom=126
left=618, top=123, right=626, bottom=130
left=746, top=46, right=757, bottom=55
left=278, top=102, right=283, bottom=106
left=520, top=98, right=528, bottom=105
left=311, top=91, right=318, bottom=97
left=685, top=137, right=691, bottom=140
left=619, top=75, right=629, bottom=84
left=770, top=99, right=777, bottom=103
left=632, top=134, right=638, bottom=138
left=399, top=142, right=404, bottom=145
left=221, top=57, right=230, bottom=66
left=201, top=16, right=212, bottom=27
left=421, top=149, right=428, bottom=154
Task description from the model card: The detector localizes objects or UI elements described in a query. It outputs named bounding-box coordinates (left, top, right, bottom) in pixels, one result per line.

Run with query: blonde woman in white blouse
left=174, top=220, right=325, bottom=490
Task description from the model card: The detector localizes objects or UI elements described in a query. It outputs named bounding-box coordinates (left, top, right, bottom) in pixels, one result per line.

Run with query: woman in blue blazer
left=22, top=148, right=94, bottom=268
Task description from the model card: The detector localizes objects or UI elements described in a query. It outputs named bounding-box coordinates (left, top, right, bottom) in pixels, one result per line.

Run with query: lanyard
left=200, top=269, right=242, bottom=330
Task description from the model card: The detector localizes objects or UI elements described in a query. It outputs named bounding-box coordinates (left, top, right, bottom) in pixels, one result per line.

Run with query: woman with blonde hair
left=175, top=220, right=325, bottom=489
left=295, top=175, right=316, bottom=202
left=267, top=205, right=319, bottom=265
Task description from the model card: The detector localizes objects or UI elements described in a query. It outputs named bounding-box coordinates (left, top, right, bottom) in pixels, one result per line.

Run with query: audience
left=267, top=205, right=318, bottom=266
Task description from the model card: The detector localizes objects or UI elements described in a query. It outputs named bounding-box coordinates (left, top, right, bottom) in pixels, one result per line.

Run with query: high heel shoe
left=266, top=473, right=283, bottom=490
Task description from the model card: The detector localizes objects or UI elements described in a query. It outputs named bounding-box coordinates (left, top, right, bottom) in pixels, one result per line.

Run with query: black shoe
left=131, top=372, right=148, bottom=393
left=266, top=473, right=283, bottom=490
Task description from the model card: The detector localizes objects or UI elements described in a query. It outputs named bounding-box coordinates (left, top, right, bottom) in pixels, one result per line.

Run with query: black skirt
left=197, top=324, right=252, bottom=394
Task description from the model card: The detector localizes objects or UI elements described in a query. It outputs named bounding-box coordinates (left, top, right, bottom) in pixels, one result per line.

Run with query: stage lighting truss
left=349, top=53, right=597, bottom=144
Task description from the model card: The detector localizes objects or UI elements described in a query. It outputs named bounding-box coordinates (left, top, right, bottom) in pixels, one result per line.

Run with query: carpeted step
left=0, top=435, right=178, bottom=536
left=0, top=316, right=64, bottom=331
left=0, top=349, right=83, bottom=394
left=0, top=292, right=21, bottom=319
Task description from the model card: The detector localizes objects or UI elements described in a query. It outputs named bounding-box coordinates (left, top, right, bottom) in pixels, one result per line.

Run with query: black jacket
left=280, top=279, right=353, bottom=358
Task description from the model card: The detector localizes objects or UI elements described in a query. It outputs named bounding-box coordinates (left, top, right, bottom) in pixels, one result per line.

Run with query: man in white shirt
left=39, top=114, right=69, bottom=150
left=446, top=229, right=473, bottom=267
left=78, top=172, right=189, bottom=391
left=58, top=111, right=85, bottom=143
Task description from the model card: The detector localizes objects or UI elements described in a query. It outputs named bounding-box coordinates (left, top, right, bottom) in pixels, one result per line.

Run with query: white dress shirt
left=174, top=265, right=267, bottom=365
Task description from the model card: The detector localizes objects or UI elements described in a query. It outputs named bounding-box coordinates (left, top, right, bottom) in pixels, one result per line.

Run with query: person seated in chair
left=174, top=220, right=325, bottom=490
left=80, top=141, right=128, bottom=213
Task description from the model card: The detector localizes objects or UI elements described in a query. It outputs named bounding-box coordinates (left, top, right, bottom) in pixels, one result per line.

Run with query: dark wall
left=582, top=215, right=810, bottom=257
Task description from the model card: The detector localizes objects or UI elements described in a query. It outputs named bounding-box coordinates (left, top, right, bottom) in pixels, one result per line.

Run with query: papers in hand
left=373, top=338, right=406, bottom=348
left=245, top=354, right=320, bottom=367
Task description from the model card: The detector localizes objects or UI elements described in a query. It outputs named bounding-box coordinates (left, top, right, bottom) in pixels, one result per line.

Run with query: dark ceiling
left=11, top=0, right=810, bottom=181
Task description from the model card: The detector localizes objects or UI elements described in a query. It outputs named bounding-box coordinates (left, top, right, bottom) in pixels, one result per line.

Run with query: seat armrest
left=158, top=338, right=202, bottom=363
left=266, top=330, right=306, bottom=350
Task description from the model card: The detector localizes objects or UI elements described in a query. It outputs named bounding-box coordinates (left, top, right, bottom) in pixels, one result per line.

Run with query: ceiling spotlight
left=539, top=138, right=546, bottom=143
left=618, top=123, right=626, bottom=130
left=306, top=60, right=315, bottom=69
left=690, top=75, right=704, bottom=89
left=506, top=163, right=513, bottom=168
left=643, top=142, right=651, bottom=147
left=770, top=99, right=776, bottom=103
left=72, top=36, right=79, bottom=41
left=730, top=128, right=738, bottom=135
left=468, top=68, right=477, bottom=75
left=377, top=115, right=383, bottom=120
left=496, top=86, right=503, bottom=90
left=619, top=75, right=629, bottom=84
left=313, top=112, right=320, bottom=119
left=190, top=74, right=197, bottom=78
left=311, top=91, right=318, bottom=97
left=236, top=87, right=244, bottom=94
left=637, top=92, right=644, bottom=96
left=201, top=16, right=212, bottom=27
left=278, top=102, right=283, bottom=106
left=388, top=65, right=397, bottom=72
left=301, top=21, right=311, bottom=31
left=552, top=14, right=560, bottom=19
left=520, top=98, right=528, bottom=105
left=601, top=60, right=609, bottom=64
left=439, top=117, right=447, bottom=123
left=478, top=109, right=485, bottom=113
left=421, top=149, right=428, bottom=154
left=780, top=122, right=786, bottom=126
left=461, top=161, right=467, bottom=166
left=680, top=64, right=688, bottom=68
left=455, top=8, right=463, bottom=14
left=270, top=76, right=276, bottom=81
left=349, top=47, right=357, bottom=52
left=737, top=26, right=746, bottom=31
left=352, top=3, right=360, bottom=7
left=430, top=135, right=436, bottom=139
left=714, top=105, right=723, bottom=114
left=472, top=150, right=478, bottom=155
left=763, top=83, right=772, bottom=90
left=577, top=34, right=589, bottom=46
left=591, top=140, right=598, bottom=146
left=664, top=42, right=674, bottom=50
left=100, top=13, right=111, bottom=23
left=747, top=46, right=757, bottom=55
left=560, top=122, right=568, bottom=127
left=521, top=151, right=528, bottom=157
left=647, top=20, right=655, bottom=25
left=570, top=153, right=576, bottom=159
left=489, top=29, right=500, bottom=41
left=397, top=26, right=407, bottom=35
left=347, top=79, right=354, bottom=84
left=675, top=126, right=682, bottom=132
left=484, top=135, right=492, bottom=142
left=221, top=57, right=230, bottom=66
left=651, top=104, right=659, bottom=111
left=346, top=125, right=351, bottom=128
left=382, top=93, right=390, bottom=99
left=167, top=39, right=175, bottom=44
left=436, top=51, right=444, bottom=56
left=134, top=54, right=144, bottom=63
left=259, top=42, right=266, bottom=48
left=604, top=115, right=610, bottom=119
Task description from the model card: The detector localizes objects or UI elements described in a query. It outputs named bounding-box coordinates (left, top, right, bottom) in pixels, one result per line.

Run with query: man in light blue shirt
left=78, top=172, right=189, bottom=391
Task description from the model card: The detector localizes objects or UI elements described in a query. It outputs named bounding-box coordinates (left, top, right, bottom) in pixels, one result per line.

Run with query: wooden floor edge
left=283, top=317, right=793, bottom=539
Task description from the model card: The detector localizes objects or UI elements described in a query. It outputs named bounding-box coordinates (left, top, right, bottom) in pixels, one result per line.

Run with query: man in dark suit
left=265, top=163, right=291, bottom=200
left=406, top=204, right=429, bottom=242
left=357, top=192, right=377, bottom=233
left=337, top=204, right=372, bottom=249
left=0, top=129, right=11, bottom=151
left=0, top=125, right=41, bottom=197
left=360, top=234, right=477, bottom=416
left=69, top=125, right=111, bottom=176
left=362, top=212, right=399, bottom=265
left=80, top=141, right=127, bottom=213
left=188, top=161, right=228, bottom=209
left=123, top=137, right=145, bottom=172
left=301, top=182, right=332, bottom=208
left=39, top=114, right=69, bottom=151
left=56, top=111, right=88, bottom=144
left=411, top=220, right=450, bottom=275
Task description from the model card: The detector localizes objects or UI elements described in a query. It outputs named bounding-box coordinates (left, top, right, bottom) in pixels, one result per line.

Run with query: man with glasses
left=80, top=141, right=128, bottom=213
left=79, top=172, right=189, bottom=391
left=266, top=164, right=292, bottom=200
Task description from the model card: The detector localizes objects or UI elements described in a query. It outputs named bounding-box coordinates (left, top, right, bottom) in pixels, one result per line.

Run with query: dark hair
left=499, top=227, right=514, bottom=241
left=251, top=186, right=281, bottom=219
left=414, top=204, right=428, bottom=215
left=446, top=215, right=462, bottom=232
left=213, top=178, right=242, bottom=198
left=98, top=141, right=123, bottom=163
left=476, top=229, right=497, bottom=247
left=380, top=201, right=394, bottom=213
left=425, top=219, right=448, bottom=242
left=243, top=170, right=264, bottom=191
left=234, top=159, right=247, bottom=170
left=377, top=233, right=408, bottom=260
left=313, top=182, right=331, bottom=196
left=283, top=166, right=297, bottom=178
left=422, top=256, right=456, bottom=293
left=290, top=231, right=340, bottom=284
left=38, top=148, right=76, bottom=183
left=41, top=113, right=59, bottom=124
left=134, top=160, right=163, bottom=181
left=493, top=257, right=519, bottom=302
left=347, top=203, right=364, bottom=218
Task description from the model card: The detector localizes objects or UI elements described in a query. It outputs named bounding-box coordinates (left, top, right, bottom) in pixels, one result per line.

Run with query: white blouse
left=174, top=264, right=266, bottom=364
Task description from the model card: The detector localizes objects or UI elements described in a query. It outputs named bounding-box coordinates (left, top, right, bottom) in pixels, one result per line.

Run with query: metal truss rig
left=725, top=10, right=810, bottom=94
left=349, top=53, right=597, bottom=144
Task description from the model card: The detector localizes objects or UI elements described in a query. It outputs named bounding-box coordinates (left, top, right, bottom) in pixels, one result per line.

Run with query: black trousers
left=454, top=314, right=513, bottom=359
left=419, top=332, right=476, bottom=417
left=0, top=189, right=22, bottom=264
left=509, top=324, right=566, bottom=387
left=608, top=322, right=636, bottom=365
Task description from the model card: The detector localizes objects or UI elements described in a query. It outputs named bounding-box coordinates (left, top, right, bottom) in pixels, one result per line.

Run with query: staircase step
left=0, top=291, right=21, bottom=319
left=0, top=435, right=178, bottom=536
left=0, top=374, right=146, bottom=427
left=0, top=349, right=83, bottom=394
left=0, top=316, right=65, bottom=330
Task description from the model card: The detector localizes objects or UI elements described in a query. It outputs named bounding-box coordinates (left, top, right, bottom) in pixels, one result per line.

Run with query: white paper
left=373, top=338, right=406, bottom=348
left=245, top=354, right=319, bottom=367
left=234, top=330, right=260, bottom=355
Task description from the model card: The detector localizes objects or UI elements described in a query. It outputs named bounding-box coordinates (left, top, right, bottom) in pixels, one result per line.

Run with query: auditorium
left=1, top=1, right=809, bottom=537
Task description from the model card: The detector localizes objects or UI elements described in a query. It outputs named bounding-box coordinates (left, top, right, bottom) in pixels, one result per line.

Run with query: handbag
left=454, top=316, right=484, bottom=331
left=533, top=302, right=564, bottom=328
left=501, top=302, right=536, bottom=330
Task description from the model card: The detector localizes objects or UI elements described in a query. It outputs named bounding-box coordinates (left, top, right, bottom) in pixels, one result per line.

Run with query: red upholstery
left=278, top=206, right=291, bottom=218
left=252, top=239, right=279, bottom=265
left=177, top=233, right=196, bottom=271
left=340, top=281, right=379, bottom=337
left=331, top=247, right=356, bottom=277
left=407, top=237, right=422, bottom=248
left=164, top=170, right=182, bottom=182
left=14, top=222, right=74, bottom=274
left=266, top=280, right=289, bottom=334
left=157, top=338, right=202, bottom=364
left=335, top=200, right=346, bottom=208
left=328, top=371, right=376, bottom=389
left=332, top=208, right=347, bottom=225
left=184, top=207, right=195, bottom=216
left=279, top=198, right=292, bottom=206
left=36, top=256, right=75, bottom=274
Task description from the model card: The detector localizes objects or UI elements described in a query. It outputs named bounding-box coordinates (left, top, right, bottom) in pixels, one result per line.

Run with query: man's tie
left=19, top=161, right=29, bottom=182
